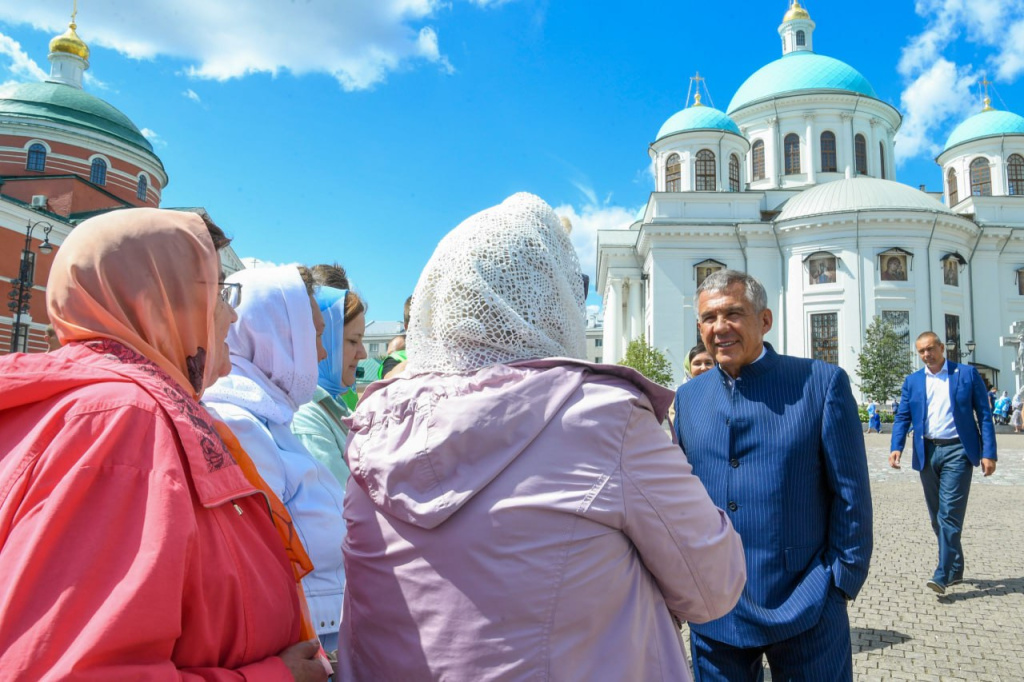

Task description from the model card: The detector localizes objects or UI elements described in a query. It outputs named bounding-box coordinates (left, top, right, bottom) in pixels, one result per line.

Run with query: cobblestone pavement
left=681, top=433, right=1024, bottom=681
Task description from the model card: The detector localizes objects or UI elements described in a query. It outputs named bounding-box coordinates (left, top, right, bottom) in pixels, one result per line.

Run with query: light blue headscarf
left=315, top=286, right=354, bottom=399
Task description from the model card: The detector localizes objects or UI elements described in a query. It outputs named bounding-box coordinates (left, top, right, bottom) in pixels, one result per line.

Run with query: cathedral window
left=970, top=157, right=991, bottom=196
left=729, top=154, right=740, bottom=192
left=1008, top=154, right=1024, bottom=196
left=137, top=174, right=149, bottom=201
left=784, top=134, right=801, bottom=175
left=947, top=168, right=959, bottom=206
left=90, top=158, right=108, bottom=186
left=665, top=153, right=681, bottom=192
left=752, top=140, right=765, bottom=180
left=27, top=143, right=46, bottom=172
left=796, top=30, right=806, bottom=46
left=820, top=131, right=837, bottom=172
left=855, top=134, right=867, bottom=175
left=879, top=142, right=886, bottom=179
left=696, top=150, right=716, bottom=191
left=810, top=313, right=839, bottom=365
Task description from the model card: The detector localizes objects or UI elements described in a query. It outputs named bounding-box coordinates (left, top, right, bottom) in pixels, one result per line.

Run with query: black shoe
left=926, top=579, right=946, bottom=595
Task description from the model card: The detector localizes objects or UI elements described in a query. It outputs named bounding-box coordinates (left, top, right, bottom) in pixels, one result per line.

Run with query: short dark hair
left=916, top=331, right=941, bottom=345
left=296, top=265, right=316, bottom=296
left=403, top=295, right=413, bottom=329
left=695, top=269, right=767, bottom=313
left=310, top=263, right=350, bottom=290
left=688, top=340, right=709, bottom=363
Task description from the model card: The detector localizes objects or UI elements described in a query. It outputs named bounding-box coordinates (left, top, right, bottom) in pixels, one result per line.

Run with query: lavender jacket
left=337, top=359, right=745, bottom=681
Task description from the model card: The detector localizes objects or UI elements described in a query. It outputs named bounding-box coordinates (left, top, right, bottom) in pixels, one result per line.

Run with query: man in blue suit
left=889, top=331, right=996, bottom=595
left=674, top=270, right=872, bottom=681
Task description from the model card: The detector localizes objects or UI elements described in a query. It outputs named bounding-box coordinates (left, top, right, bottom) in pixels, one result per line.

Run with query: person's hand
left=279, top=639, right=330, bottom=682
left=980, top=458, right=997, bottom=477
left=888, top=450, right=902, bottom=469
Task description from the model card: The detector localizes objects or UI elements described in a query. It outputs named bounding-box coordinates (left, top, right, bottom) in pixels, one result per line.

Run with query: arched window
left=90, top=158, right=107, bottom=185
left=136, top=174, right=149, bottom=201
left=796, top=30, right=806, bottom=46
left=970, top=157, right=992, bottom=196
left=784, top=134, right=801, bottom=175
left=947, top=168, right=959, bottom=206
left=820, top=131, right=837, bottom=172
left=1008, top=154, right=1024, bottom=196
left=27, top=143, right=46, bottom=171
left=729, top=154, right=740, bottom=192
left=665, top=153, right=681, bottom=192
left=855, top=134, right=867, bottom=175
left=752, top=140, right=765, bottom=181
left=696, top=150, right=716, bottom=191
left=879, top=142, right=886, bottom=179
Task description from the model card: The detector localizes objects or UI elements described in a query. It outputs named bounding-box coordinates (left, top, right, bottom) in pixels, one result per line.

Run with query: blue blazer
left=673, top=344, right=873, bottom=648
left=889, top=361, right=996, bottom=470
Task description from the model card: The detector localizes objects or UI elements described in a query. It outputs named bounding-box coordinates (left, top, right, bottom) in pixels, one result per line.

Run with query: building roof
left=777, top=177, right=952, bottom=221
left=727, top=51, right=878, bottom=114
left=0, top=81, right=154, bottom=153
left=942, top=108, right=1024, bottom=153
left=656, top=102, right=742, bottom=142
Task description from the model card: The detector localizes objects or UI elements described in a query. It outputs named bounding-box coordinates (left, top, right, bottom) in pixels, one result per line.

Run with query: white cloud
left=896, top=0, right=1024, bottom=165
left=183, top=88, right=201, bottom=103
left=0, top=32, right=46, bottom=80
left=140, top=127, right=166, bottom=147
left=0, top=0, right=501, bottom=91
left=553, top=195, right=636, bottom=285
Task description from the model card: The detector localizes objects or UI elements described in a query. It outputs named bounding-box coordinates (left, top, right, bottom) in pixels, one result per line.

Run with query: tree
left=619, top=335, right=674, bottom=387
left=856, top=316, right=913, bottom=403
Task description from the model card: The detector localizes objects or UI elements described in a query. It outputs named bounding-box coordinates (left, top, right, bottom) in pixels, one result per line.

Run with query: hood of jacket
left=346, top=359, right=673, bottom=530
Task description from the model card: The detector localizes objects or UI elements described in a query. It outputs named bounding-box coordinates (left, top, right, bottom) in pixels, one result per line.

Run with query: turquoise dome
left=656, top=104, right=741, bottom=142
left=943, top=109, right=1024, bottom=152
left=728, top=51, right=878, bottom=114
left=0, top=80, right=154, bottom=153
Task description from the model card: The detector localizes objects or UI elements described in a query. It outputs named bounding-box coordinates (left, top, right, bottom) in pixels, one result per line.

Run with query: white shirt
left=924, top=361, right=958, bottom=440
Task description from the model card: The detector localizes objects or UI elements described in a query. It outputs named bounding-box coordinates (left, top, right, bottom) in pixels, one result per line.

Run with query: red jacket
left=0, top=342, right=302, bottom=680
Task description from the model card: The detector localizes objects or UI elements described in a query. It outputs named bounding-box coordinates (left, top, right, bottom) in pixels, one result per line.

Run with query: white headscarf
left=204, top=265, right=319, bottom=424
left=407, top=192, right=587, bottom=375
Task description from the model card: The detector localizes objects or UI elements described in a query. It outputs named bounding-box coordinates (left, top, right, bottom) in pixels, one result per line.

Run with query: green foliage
left=619, top=335, right=674, bottom=387
left=856, top=316, right=913, bottom=403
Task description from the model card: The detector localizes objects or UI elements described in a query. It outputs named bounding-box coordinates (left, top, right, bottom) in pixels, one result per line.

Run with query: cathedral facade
left=597, top=1, right=1024, bottom=394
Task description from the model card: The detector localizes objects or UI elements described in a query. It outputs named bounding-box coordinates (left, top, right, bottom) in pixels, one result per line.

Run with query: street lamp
left=8, top=220, right=54, bottom=353
left=962, top=340, right=976, bottom=359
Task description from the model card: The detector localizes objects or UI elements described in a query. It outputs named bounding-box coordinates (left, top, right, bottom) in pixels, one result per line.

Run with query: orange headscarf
left=47, top=208, right=220, bottom=399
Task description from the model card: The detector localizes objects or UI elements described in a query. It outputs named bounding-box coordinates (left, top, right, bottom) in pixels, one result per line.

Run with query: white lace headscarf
left=407, top=192, right=587, bottom=375
left=204, top=265, right=319, bottom=424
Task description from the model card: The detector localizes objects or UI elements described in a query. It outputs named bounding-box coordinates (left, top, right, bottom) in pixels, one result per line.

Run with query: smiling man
left=672, top=270, right=873, bottom=682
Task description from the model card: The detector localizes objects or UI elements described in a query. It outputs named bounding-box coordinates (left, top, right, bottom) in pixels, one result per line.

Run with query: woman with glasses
left=203, top=264, right=348, bottom=660
left=337, top=193, right=745, bottom=681
left=0, top=208, right=328, bottom=681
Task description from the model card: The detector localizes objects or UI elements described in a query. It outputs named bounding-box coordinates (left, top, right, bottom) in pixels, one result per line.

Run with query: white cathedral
left=597, top=0, right=1024, bottom=395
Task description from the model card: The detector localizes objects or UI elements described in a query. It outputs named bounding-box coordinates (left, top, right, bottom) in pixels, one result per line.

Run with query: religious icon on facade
left=943, top=257, right=959, bottom=286
left=808, top=255, right=837, bottom=285
left=695, top=259, right=726, bottom=287
left=880, top=255, right=907, bottom=281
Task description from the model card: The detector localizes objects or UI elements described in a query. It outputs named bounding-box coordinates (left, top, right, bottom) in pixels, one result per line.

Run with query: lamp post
left=8, top=220, right=53, bottom=353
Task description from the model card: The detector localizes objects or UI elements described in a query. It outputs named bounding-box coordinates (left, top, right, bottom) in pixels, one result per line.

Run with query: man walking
left=889, top=332, right=996, bottom=594
left=673, top=270, right=873, bottom=681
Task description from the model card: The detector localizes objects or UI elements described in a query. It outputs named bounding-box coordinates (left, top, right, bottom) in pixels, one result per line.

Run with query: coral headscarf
left=47, top=208, right=220, bottom=398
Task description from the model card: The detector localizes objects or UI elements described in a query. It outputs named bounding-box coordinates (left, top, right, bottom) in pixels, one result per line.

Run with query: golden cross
left=71, top=0, right=78, bottom=24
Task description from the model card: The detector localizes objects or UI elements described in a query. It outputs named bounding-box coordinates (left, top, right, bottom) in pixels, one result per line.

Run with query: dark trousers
left=920, top=440, right=974, bottom=585
left=690, top=587, right=852, bottom=682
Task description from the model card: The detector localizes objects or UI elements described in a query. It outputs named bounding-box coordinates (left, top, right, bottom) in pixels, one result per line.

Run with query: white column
left=804, top=113, right=816, bottom=184
left=842, top=113, right=854, bottom=178
left=603, top=279, right=622, bottom=363
left=767, top=117, right=779, bottom=187
left=628, top=277, right=643, bottom=341
left=869, top=119, right=878, bottom=178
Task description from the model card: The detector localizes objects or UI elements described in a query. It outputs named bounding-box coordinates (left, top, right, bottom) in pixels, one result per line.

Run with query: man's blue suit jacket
left=673, top=344, right=872, bottom=648
left=889, top=361, right=996, bottom=470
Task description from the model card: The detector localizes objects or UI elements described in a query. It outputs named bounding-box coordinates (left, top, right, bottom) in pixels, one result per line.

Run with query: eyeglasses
left=218, top=282, right=242, bottom=308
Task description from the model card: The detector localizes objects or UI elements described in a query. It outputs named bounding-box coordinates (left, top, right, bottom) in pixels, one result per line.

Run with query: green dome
left=0, top=81, right=154, bottom=153
left=656, top=104, right=741, bottom=142
left=728, top=51, right=878, bottom=114
left=942, top=109, right=1024, bottom=152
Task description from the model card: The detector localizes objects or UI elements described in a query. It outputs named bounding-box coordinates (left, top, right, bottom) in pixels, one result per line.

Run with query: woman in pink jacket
left=338, top=193, right=746, bottom=681
left=0, top=209, right=328, bottom=681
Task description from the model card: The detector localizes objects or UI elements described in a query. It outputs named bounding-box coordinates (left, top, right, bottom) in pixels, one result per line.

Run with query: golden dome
left=784, top=0, right=811, bottom=21
left=49, top=22, right=90, bottom=61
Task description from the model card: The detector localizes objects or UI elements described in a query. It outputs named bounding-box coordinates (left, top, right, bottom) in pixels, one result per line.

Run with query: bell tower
left=778, top=1, right=815, bottom=55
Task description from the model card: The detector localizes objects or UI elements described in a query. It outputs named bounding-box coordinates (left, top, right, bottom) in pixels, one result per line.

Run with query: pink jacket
left=338, top=360, right=745, bottom=681
left=0, top=343, right=302, bottom=680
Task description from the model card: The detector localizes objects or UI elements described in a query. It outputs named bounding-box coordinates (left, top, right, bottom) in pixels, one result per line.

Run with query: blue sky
left=2, top=0, right=1022, bottom=321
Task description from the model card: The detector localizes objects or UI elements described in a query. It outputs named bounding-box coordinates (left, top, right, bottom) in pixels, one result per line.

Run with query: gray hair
left=694, top=269, right=768, bottom=313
